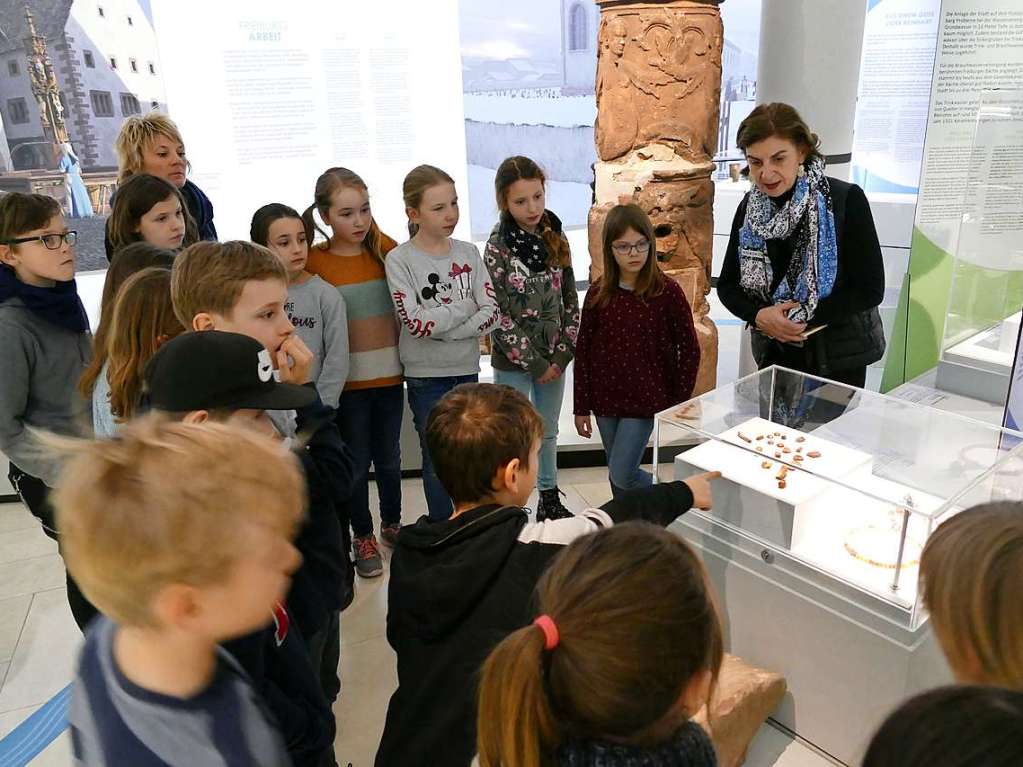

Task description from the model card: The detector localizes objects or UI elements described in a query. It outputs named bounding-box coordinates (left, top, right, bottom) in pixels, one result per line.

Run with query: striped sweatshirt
left=306, top=235, right=402, bottom=391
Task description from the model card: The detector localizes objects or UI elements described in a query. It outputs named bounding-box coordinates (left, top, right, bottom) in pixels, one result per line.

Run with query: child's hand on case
left=277, top=336, right=314, bottom=385
left=683, top=471, right=721, bottom=510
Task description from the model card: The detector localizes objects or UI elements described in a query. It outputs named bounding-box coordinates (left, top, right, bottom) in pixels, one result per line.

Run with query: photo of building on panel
left=0, top=0, right=167, bottom=267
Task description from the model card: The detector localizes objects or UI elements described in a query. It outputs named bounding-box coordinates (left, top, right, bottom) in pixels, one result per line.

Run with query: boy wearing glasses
left=0, top=193, right=94, bottom=628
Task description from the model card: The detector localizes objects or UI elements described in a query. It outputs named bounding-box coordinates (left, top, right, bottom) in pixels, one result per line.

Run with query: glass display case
left=654, top=365, right=1023, bottom=631
left=935, top=89, right=1023, bottom=403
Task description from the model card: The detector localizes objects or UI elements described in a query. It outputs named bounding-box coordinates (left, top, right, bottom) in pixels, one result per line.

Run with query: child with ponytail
left=477, top=523, right=723, bottom=767
left=485, top=156, right=580, bottom=521
left=251, top=202, right=349, bottom=410
left=375, top=384, right=720, bottom=767
left=302, top=167, right=402, bottom=579
left=386, top=164, right=498, bottom=521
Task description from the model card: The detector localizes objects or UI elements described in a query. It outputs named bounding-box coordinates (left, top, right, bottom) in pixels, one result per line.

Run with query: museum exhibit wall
left=2, top=0, right=1020, bottom=465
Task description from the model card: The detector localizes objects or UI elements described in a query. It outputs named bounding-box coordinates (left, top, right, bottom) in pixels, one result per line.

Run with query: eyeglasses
left=5, top=231, right=78, bottom=249
left=611, top=240, right=650, bottom=257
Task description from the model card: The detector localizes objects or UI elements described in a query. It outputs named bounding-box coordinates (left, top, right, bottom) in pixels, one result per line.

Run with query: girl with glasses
left=573, top=204, right=700, bottom=496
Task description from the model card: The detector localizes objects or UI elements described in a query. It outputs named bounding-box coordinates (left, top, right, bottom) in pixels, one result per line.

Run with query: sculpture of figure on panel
left=595, top=6, right=722, bottom=164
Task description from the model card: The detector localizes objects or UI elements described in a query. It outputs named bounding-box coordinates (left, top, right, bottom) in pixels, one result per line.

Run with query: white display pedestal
left=672, top=456, right=951, bottom=766
left=935, top=312, right=1022, bottom=404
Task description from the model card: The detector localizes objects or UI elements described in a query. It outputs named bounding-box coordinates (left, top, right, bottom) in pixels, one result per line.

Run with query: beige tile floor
left=0, top=469, right=834, bottom=767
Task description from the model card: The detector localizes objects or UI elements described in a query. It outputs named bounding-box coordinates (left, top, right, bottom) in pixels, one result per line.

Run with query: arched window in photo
left=569, top=3, right=588, bottom=52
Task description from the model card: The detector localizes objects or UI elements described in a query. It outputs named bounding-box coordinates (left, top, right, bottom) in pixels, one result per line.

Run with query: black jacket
left=104, top=179, right=217, bottom=261
left=717, top=178, right=886, bottom=375
left=289, top=385, right=356, bottom=638
left=374, top=481, right=697, bottom=767
left=223, top=603, right=334, bottom=767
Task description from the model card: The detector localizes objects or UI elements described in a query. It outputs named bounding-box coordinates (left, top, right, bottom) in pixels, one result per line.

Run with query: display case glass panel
left=654, top=365, right=1023, bottom=630
left=935, top=89, right=1023, bottom=403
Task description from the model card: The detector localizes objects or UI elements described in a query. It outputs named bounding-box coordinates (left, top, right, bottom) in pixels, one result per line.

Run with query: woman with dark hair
left=717, top=102, right=885, bottom=388
left=862, top=686, right=1023, bottom=767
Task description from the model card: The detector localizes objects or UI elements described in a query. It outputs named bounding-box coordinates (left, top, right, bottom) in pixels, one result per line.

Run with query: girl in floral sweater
left=484, top=156, right=581, bottom=520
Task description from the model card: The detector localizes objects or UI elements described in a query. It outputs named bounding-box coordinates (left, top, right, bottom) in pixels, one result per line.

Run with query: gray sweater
left=285, top=275, right=349, bottom=408
left=0, top=297, right=91, bottom=486
left=385, top=238, right=498, bottom=378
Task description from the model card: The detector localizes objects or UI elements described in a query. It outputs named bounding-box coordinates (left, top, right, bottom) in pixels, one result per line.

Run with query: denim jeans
left=336, top=384, right=404, bottom=538
left=493, top=368, right=565, bottom=491
left=406, top=374, right=478, bottom=520
left=595, top=417, right=655, bottom=495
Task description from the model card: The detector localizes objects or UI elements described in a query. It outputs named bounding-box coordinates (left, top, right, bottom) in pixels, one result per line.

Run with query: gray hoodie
left=0, top=297, right=91, bottom=486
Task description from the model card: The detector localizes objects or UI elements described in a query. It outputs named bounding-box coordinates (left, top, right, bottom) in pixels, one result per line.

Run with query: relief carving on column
left=589, top=0, right=723, bottom=395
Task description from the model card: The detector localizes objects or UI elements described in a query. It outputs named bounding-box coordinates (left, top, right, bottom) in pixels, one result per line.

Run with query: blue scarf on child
left=737, top=155, right=837, bottom=324
left=0, top=265, right=89, bottom=334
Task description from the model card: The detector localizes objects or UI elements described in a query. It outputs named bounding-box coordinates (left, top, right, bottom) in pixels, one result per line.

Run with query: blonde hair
left=106, top=268, right=184, bottom=420
left=51, top=415, right=305, bottom=627
left=920, top=502, right=1023, bottom=689
left=477, top=524, right=723, bottom=767
left=115, top=113, right=189, bottom=184
left=302, top=167, right=388, bottom=263
left=170, top=240, right=287, bottom=328
left=402, top=164, right=455, bottom=237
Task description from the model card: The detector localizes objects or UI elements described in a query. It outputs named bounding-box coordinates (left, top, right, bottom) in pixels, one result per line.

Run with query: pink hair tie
left=533, top=614, right=559, bottom=651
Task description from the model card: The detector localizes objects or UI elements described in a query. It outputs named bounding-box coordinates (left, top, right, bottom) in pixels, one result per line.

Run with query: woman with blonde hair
left=105, top=112, right=216, bottom=259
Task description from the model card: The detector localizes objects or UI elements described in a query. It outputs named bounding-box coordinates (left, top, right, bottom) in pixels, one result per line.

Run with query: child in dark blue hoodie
left=375, top=383, right=720, bottom=767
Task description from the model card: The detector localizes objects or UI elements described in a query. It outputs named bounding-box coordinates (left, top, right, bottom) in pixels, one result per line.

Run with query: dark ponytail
left=477, top=627, right=558, bottom=767
left=250, top=203, right=303, bottom=247
left=298, top=204, right=325, bottom=249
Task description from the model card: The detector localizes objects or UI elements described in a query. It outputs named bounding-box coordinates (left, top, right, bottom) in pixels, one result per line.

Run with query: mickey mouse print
left=385, top=239, right=499, bottom=377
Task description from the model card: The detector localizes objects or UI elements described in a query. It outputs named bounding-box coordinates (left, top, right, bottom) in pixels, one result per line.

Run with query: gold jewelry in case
left=844, top=497, right=922, bottom=570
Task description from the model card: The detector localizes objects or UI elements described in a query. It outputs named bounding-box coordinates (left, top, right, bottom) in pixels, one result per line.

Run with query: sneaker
left=353, top=534, right=383, bottom=578
left=380, top=523, right=401, bottom=548
left=537, top=488, right=574, bottom=521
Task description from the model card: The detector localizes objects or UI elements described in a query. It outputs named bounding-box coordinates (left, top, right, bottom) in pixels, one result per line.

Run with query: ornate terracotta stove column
left=588, top=0, right=723, bottom=394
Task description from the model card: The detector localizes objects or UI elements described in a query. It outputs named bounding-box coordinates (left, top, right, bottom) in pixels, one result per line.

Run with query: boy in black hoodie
left=375, top=383, right=719, bottom=767
left=145, top=330, right=352, bottom=767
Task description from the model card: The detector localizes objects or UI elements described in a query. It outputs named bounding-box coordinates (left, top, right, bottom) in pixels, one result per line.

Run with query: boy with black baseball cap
left=145, top=330, right=353, bottom=767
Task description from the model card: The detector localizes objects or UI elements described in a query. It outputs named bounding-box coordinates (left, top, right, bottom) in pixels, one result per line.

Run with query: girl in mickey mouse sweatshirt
left=386, top=165, right=498, bottom=521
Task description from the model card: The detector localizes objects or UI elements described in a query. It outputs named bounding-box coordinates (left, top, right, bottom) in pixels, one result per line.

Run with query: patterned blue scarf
left=737, top=156, right=837, bottom=324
